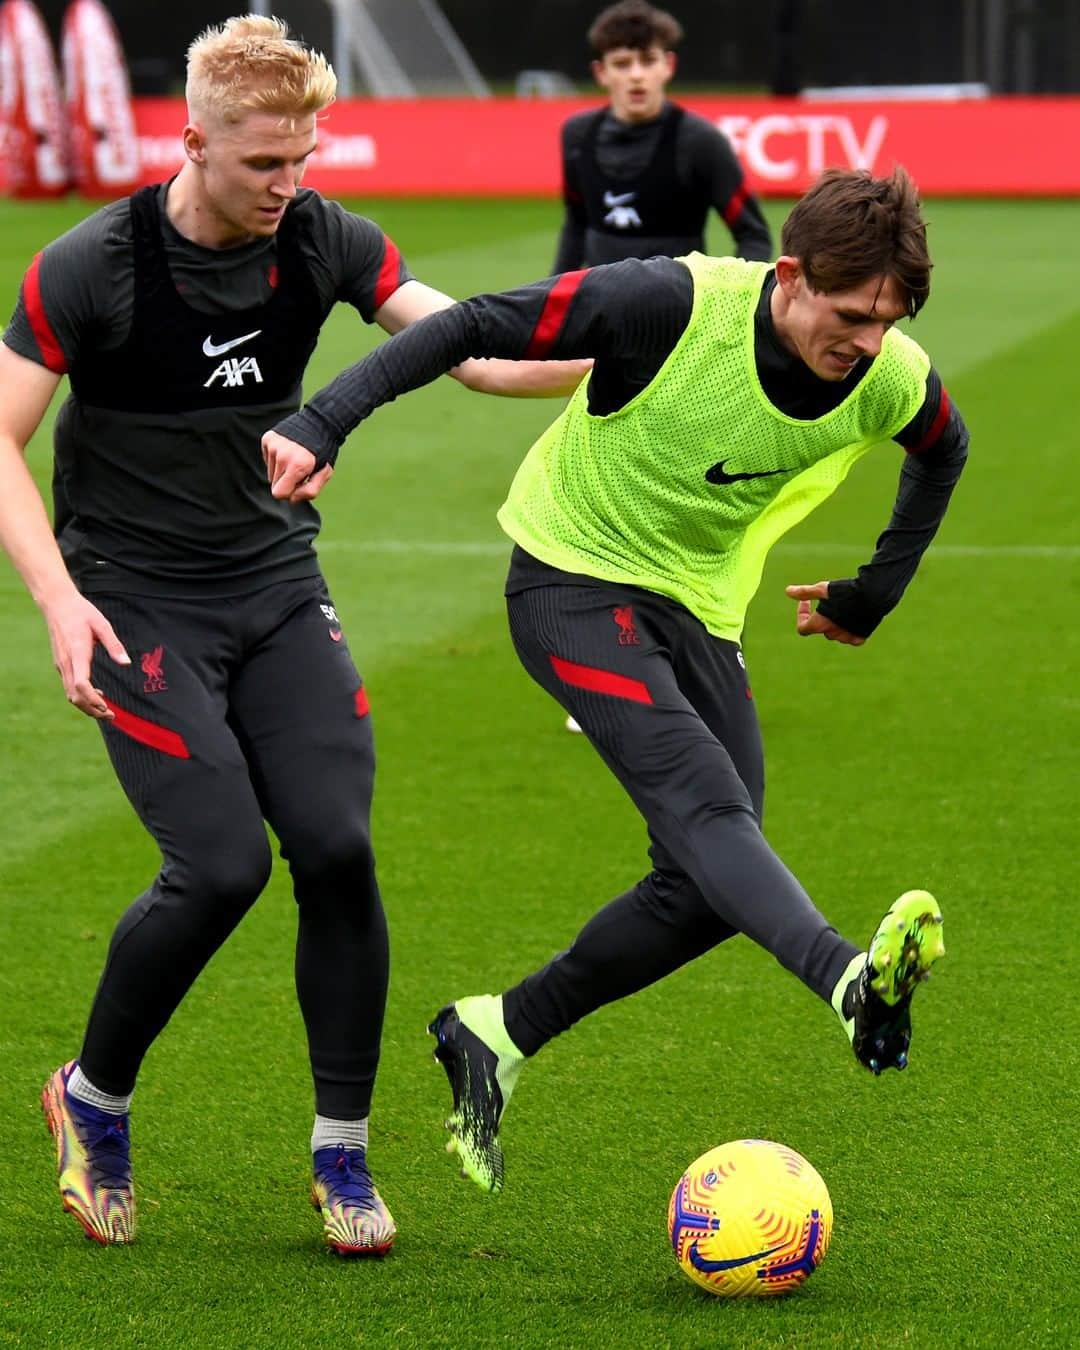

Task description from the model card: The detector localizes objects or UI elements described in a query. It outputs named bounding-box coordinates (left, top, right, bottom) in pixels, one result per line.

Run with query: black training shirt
left=4, top=183, right=412, bottom=596
left=555, top=103, right=772, bottom=271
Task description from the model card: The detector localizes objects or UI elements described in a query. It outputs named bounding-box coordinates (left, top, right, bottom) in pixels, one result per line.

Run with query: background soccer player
left=556, top=0, right=772, bottom=734
left=553, top=0, right=772, bottom=273
left=0, top=15, right=584, bottom=1253
left=263, top=166, right=962, bottom=1196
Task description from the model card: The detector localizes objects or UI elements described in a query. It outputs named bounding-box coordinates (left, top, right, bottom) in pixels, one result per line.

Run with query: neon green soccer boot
left=831, top=890, right=946, bottom=1074
left=427, top=995, right=524, bottom=1195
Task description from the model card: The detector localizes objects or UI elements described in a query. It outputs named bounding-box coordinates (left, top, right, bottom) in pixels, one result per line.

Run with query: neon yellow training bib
left=498, top=254, right=930, bottom=639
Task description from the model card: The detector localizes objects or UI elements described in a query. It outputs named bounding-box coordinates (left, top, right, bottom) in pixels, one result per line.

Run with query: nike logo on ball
left=202, top=330, right=262, bottom=358
left=687, top=1239, right=786, bottom=1273
left=706, top=458, right=794, bottom=485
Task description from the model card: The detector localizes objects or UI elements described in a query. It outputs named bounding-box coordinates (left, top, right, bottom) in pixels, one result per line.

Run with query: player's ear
left=774, top=256, right=803, bottom=297
left=591, top=58, right=609, bottom=91
left=183, top=123, right=207, bottom=166
left=663, top=50, right=677, bottom=82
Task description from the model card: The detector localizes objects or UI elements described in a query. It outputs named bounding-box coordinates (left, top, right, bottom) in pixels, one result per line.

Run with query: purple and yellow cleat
left=311, top=1146, right=395, bottom=1257
left=41, top=1061, right=135, bottom=1245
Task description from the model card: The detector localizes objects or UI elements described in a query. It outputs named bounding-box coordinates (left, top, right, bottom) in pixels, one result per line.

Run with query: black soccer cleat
left=427, top=996, right=523, bottom=1195
left=832, top=890, right=946, bottom=1074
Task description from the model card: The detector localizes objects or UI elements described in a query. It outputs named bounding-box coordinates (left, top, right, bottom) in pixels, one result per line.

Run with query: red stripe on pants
left=549, top=654, right=653, bottom=705
left=104, top=699, right=191, bottom=759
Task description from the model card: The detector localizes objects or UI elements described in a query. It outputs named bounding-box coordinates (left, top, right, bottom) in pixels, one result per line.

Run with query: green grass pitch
left=1, top=194, right=1078, bottom=1348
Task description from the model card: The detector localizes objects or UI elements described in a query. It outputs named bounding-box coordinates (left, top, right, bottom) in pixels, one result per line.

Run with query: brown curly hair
left=781, top=167, right=933, bottom=318
left=588, top=1, right=684, bottom=57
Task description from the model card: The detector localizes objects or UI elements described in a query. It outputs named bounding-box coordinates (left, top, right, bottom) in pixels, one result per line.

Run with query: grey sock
left=68, top=1064, right=132, bottom=1115
left=311, top=1115, right=369, bottom=1154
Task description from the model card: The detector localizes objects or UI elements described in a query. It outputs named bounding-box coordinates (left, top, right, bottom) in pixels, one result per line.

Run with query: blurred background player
left=556, top=0, right=772, bottom=732
left=0, top=14, right=583, bottom=1254
left=262, top=166, right=962, bottom=1196
left=553, top=0, right=772, bottom=274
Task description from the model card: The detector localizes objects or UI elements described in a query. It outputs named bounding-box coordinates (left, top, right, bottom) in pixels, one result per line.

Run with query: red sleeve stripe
left=524, top=269, right=590, bottom=359
left=549, top=654, right=653, bottom=706
left=909, top=387, right=952, bottom=454
left=722, top=182, right=749, bottom=227
left=23, top=252, right=67, bottom=373
left=373, top=235, right=403, bottom=310
left=354, top=686, right=370, bottom=718
left=103, top=700, right=191, bottom=759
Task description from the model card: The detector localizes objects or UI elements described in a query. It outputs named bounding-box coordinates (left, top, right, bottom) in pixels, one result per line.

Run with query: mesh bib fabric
left=498, top=254, right=931, bottom=639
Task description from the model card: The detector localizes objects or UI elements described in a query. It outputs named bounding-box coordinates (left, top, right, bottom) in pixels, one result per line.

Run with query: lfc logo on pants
left=140, top=645, right=167, bottom=693
left=612, top=606, right=639, bottom=646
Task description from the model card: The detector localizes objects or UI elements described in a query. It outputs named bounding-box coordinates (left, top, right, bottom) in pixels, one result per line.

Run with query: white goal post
left=325, top=0, right=489, bottom=98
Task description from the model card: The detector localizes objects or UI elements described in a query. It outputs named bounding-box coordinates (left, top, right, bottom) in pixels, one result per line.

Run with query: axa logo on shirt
left=716, top=114, right=888, bottom=184
left=603, top=190, right=642, bottom=229
left=202, top=329, right=263, bottom=388
left=205, top=356, right=263, bottom=388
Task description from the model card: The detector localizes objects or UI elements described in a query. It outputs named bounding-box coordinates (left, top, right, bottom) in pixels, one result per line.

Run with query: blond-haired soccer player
left=265, top=167, right=961, bottom=1195
left=0, top=15, right=582, bottom=1253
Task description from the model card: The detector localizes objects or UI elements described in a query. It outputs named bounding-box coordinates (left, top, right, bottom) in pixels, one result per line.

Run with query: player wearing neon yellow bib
left=500, top=252, right=929, bottom=642
left=272, top=168, right=964, bottom=1196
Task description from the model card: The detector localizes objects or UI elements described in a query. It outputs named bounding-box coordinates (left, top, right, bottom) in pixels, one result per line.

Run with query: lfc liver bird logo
left=612, top=606, right=640, bottom=646
left=140, top=645, right=168, bottom=693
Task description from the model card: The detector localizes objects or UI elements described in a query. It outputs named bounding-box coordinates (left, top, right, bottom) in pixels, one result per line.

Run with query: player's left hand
left=261, top=430, right=334, bottom=502
left=785, top=581, right=866, bottom=646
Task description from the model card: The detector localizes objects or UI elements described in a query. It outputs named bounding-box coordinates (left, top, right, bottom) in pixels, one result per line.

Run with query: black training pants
left=82, top=575, right=387, bottom=1118
left=501, top=581, right=859, bottom=1056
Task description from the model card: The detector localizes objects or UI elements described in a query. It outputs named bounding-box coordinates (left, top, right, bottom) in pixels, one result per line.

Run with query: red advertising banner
left=62, top=0, right=140, bottom=197
left=130, top=95, right=1080, bottom=198
left=0, top=0, right=68, bottom=197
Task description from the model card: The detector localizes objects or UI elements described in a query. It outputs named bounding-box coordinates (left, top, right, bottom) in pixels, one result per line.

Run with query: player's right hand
left=785, top=581, right=866, bottom=646
left=261, top=430, right=335, bottom=502
left=43, top=594, right=130, bottom=719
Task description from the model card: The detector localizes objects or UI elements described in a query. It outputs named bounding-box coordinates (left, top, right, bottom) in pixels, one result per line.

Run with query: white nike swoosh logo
left=603, top=191, right=636, bottom=208
left=202, top=329, right=262, bottom=358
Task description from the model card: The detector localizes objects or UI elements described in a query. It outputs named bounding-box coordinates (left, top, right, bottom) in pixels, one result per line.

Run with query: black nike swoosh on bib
left=705, top=459, right=795, bottom=485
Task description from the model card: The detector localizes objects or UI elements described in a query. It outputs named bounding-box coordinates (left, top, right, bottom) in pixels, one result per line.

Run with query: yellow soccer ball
left=667, top=1139, right=833, bottom=1297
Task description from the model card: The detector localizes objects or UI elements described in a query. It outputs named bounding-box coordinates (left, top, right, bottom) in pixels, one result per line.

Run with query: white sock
left=68, top=1064, right=132, bottom=1115
left=311, top=1115, right=368, bottom=1154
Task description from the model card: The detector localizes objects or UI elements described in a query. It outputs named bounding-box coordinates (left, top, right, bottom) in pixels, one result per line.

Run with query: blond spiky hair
left=186, top=14, right=336, bottom=126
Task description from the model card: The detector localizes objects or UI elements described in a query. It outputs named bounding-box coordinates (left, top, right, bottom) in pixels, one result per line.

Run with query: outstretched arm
left=787, top=373, right=969, bottom=642
left=375, top=278, right=591, bottom=399
left=264, top=256, right=694, bottom=501
left=265, top=275, right=594, bottom=500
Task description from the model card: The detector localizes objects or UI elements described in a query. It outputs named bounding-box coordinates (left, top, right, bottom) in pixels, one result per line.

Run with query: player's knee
left=639, top=867, right=706, bottom=918
left=291, top=818, right=377, bottom=901
left=631, top=869, right=736, bottom=949
left=185, top=836, right=273, bottom=914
